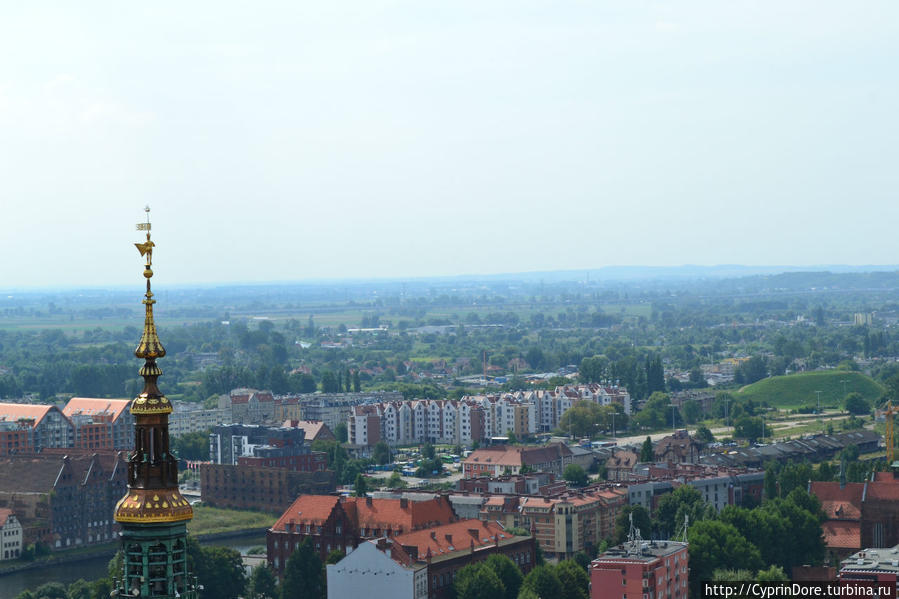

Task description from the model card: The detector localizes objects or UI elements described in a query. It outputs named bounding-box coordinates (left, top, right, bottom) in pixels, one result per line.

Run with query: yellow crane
left=886, top=402, right=896, bottom=464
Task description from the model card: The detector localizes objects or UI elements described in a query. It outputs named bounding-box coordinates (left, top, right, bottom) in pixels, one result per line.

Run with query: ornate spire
left=131, top=206, right=171, bottom=416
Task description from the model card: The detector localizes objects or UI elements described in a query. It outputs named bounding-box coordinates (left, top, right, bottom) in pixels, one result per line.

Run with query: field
left=186, top=505, right=278, bottom=537
left=736, top=371, right=884, bottom=409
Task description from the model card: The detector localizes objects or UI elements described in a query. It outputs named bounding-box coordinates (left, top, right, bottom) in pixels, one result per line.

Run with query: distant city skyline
left=1, top=2, right=896, bottom=288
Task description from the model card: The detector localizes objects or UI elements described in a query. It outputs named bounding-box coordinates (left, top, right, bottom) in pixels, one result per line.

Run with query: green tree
left=734, top=416, right=766, bottom=443
left=520, top=565, right=562, bottom=599
left=454, top=562, right=506, bottom=599
left=640, top=436, right=654, bottom=462
left=688, top=520, right=762, bottom=596
left=354, top=473, right=368, bottom=497
left=612, top=505, right=651, bottom=544
left=695, top=425, right=715, bottom=444
left=281, top=538, right=323, bottom=599
left=171, top=430, right=211, bottom=461
left=681, top=400, right=702, bottom=424
left=844, top=392, right=871, bottom=415
left=563, top=464, right=588, bottom=487
left=372, top=441, right=391, bottom=465
left=711, top=569, right=755, bottom=582
left=333, top=422, right=348, bottom=443
left=189, top=539, right=247, bottom=599
left=556, top=559, right=590, bottom=599
left=386, top=471, right=407, bottom=489
left=422, top=443, right=436, bottom=459
left=65, top=579, right=93, bottom=599
left=652, top=485, right=710, bottom=539
left=484, top=554, right=523, bottom=599
left=352, top=370, right=361, bottom=392
left=30, top=583, right=67, bottom=599
left=325, top=548, right=346, bottom=564
left=247, top=564, right=279, bottom=599
left=756, top=565, right=789, bottom=581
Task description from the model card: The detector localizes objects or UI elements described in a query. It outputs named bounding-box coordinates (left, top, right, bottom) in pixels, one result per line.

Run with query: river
left=0, top=534, right=266, bottom=599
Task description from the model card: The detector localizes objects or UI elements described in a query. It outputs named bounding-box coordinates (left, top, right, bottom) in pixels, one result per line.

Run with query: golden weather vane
left=135, top=205, right=154, bottom=269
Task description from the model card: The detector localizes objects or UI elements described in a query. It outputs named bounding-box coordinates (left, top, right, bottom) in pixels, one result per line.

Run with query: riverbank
left=0, top=527, right=270, bottom=579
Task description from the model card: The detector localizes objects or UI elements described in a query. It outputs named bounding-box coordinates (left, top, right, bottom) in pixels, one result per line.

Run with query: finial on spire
left=132, top=207, right=169, bottom=415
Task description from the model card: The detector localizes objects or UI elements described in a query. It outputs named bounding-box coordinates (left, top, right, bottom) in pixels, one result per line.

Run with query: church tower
left=113, top=208, right=198, bottom=598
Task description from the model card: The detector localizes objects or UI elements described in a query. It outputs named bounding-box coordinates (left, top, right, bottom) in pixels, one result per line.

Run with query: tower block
left=113, top=208, right=198, bottom=598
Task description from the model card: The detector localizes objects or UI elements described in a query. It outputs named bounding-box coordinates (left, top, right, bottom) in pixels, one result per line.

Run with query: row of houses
left=349, top=384, right=630, bottom=447
left=0, top=398, right=134, bottom=454
left=0, top=450, right=129, bottom=550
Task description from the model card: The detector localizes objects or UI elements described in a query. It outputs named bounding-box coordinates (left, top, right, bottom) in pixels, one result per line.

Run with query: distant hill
left=735, top=371, right=885, bottom=409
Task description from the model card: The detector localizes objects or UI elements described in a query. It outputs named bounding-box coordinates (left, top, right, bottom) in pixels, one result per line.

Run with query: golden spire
left=131, top=206, right=171, bottom=415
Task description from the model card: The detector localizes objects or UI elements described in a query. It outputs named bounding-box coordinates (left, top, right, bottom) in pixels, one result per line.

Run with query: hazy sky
left=1, top=2, right=897, bottom=289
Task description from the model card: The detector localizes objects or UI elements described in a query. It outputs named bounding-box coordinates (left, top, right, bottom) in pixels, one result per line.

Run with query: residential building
left=386, top=519, right=535, bottom=599
left=326, top=540, right=428, bottom=599
left=200, top=464, right=336, bottom=512
left=0, top=508, right=22, bottom=560
left=0, top=419, right=30, bottom=456
left=208, top=424, right=322, bottom=467
left=268, top=494, right=457, bottom=575
left=62, top=397, right=133, bottom=450
left=462, top=444, right=573, bottom=478
left=282, top=420, right=335, bottom=442
left=591, top=538, right=689, bottom=599
left=838, top=545, right=899, bottom=588
left=653, top=430, right=703, bottom=464
left=0, top=403, right=74, bottom=451
left=224, top=389, right=276, bottom=424
left=0, top=452, right=128, bottom=549
left=169, top=401, right=230, bottom=436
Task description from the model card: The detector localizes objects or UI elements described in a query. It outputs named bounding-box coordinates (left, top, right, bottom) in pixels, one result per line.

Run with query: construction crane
left=886, top=402, right=897, bottom=464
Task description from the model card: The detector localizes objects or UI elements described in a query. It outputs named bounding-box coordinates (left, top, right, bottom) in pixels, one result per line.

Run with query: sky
left=0, top=1, right=897, bottom=289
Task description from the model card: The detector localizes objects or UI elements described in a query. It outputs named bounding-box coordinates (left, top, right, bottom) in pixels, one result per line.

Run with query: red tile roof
left=63, top=398, right=131, bottom=422
left=282, top=420, right=334, bottom=441
left=0, top=403, right=58, bottom=427
left=351, top=497, right=455, bottom=532
left=272, top=495, right=341, bottom=530
left=392, top=519, right=519, bottom=562
left=0, top=508, right=13, bottom=527
left=271, top=495, right=456, bottom=536
left=822, top=521, right=861, bottom=549
left=809, top=482, right=864, bottom=520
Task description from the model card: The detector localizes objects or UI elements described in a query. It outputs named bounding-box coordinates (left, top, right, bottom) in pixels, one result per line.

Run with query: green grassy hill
left=735, top=370, right=885, bottom=409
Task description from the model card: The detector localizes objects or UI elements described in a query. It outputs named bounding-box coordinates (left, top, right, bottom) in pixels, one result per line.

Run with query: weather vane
left=135, top=205, right=154, bottom=269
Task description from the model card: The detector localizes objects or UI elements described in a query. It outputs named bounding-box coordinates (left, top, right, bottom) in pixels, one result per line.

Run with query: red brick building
left=267, top=494, right=457, bottom=576
left=810, top=473, right=899, bottom=561
left=591, top=540, right=689, bottom=599
left=200, top=464, right=335, bottom=512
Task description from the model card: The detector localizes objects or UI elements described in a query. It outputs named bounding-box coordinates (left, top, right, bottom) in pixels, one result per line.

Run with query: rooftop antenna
left=626, top=511, right=644, bottom=555
left=675, top=514, right=689, bottom=543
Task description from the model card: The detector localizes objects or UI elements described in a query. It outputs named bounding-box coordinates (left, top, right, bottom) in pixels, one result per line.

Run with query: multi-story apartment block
left=169, top=400, right=230, bottom=436
left=62, top=398, right=133, bottom=450
left=591, top=539, right=689, bottom=599
left=0, top=403, right=75, bottom=452
left=344, top=385, right=629, bottom=448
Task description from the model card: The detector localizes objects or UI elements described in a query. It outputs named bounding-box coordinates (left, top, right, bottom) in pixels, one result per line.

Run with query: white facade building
left=0, top=509, right=22, bottom=561
left=326, top=540, right=427, bottom=599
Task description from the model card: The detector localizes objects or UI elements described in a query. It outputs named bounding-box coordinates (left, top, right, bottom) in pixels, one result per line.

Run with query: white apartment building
left=346, top=384, right=627, bottom=447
